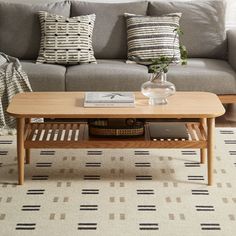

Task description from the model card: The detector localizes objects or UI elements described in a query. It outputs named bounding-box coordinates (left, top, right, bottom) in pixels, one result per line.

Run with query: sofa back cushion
left=71, top=1, right=148, bottom=59
left=148, top=0, right=227, bottom=59
left=0, top=1, right=70, bottom=60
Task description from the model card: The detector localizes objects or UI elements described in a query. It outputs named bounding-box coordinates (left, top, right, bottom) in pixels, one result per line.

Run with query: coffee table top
left=7, top=92, right=225, bottom=119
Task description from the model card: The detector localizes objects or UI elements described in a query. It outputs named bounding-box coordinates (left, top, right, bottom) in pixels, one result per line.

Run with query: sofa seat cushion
left=0, top=1, right=70, bottom=60
left=168, top=59, right=236, bottom=95
left=21, top=61, right=66, bottom=91
left=148, top=1, right=227, bottom=59
left=66, top=59, right=149, bottom=91
left=66, top=59, right=236, bottom=94
left=71, top=1, right=148, bottom=59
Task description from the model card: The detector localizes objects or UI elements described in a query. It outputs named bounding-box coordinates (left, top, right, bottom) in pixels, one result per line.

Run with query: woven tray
left=88, top=119, right=144, bottom=137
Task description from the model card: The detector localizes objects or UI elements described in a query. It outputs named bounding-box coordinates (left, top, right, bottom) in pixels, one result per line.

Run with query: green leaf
left=148, top=26, right=188, bottom=73
left=173, top=27, right=184, bottom=36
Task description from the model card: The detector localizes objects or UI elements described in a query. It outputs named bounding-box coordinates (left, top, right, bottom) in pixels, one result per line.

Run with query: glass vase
left=141, top=71, right=176, bottom=105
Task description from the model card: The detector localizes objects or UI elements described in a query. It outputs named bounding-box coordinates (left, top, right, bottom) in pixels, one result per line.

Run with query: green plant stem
left=148, top=26, right=188, bottom=78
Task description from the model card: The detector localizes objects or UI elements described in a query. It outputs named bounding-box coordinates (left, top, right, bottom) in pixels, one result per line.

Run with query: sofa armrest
left=228, top=29, right=236, bottom=71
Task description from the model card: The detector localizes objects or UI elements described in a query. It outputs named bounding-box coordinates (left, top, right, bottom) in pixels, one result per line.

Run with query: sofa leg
left=26, top=149, right=30, bottom=164
left=225, top=104, right=236, bottom=122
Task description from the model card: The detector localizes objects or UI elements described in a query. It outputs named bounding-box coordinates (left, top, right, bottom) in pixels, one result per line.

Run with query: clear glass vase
left=141, top=71, right=176, bottom=105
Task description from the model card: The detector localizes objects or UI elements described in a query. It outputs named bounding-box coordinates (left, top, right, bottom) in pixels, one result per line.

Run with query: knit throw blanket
left=0, top=53, right=32, bottom=133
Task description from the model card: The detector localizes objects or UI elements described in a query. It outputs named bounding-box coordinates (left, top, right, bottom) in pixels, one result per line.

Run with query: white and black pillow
left=37, top=11, right=96, bottom=64
left=125, top=13, right=181, bottom=65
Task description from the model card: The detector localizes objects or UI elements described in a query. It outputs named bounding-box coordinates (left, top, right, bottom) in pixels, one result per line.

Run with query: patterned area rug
left=0, top=128, right=236, bottom=236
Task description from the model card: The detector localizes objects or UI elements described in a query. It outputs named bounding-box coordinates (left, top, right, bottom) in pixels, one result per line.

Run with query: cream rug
left=0, top=128, right=236, bottom=236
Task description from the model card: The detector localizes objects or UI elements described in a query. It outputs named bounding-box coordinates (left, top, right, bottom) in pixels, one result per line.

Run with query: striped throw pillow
left=125, top=13, right=181, bottom=65
left=37, top=11, right=96, bottom=64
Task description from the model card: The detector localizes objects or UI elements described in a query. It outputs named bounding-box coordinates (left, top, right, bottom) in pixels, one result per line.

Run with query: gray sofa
left=0, top=0, right=236, bottom=103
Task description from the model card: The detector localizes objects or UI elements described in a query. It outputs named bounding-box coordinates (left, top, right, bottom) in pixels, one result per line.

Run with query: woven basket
left=89, top=119, right=144, bottom=137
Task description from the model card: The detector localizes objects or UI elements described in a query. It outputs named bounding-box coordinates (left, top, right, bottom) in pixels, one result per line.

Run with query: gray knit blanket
left=0, top=53, right=32, bottom=132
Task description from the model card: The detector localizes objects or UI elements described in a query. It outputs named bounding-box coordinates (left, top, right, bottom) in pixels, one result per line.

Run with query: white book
left=84, top=92, right=135, bottom=107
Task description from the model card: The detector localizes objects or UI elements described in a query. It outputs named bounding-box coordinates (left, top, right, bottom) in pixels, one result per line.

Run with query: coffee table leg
left=207, top=118, right=215, bottom=186
left=25, top=118, right=30, bottom=164
left=200, top=118, right=207, bottom=164
left=17, top=118, right=25, bottom=185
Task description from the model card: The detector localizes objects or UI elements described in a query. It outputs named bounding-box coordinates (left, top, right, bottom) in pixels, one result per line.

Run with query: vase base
left=149, top=98, right=168, bottom=106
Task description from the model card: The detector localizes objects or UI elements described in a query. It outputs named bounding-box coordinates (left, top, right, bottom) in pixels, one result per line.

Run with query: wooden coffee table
left=7, top=92, right=225, bottom=185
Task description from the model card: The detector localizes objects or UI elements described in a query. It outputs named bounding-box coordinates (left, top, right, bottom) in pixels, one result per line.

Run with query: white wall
left=2, top=0, right=236, bottom=27
left=226, top=0, right=236, bottom=28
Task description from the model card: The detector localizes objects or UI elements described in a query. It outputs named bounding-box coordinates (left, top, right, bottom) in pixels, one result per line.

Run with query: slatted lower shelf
left=24, top=122, right=207, bottom=149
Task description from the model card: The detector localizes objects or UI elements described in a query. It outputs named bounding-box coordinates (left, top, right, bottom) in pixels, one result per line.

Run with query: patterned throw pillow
left=125, top=13, right=181, bottom=65
left=36, top=11, right=96, bottom=64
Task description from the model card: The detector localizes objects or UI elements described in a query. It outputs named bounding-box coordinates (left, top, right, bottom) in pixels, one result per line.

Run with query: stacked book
left=84, top=92, right=135, bottom=107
